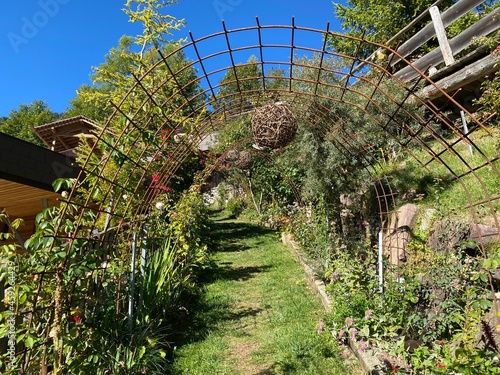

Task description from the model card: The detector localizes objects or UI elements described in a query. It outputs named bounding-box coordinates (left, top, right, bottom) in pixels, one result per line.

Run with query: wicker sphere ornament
left=225, top=149, right=240, bottom=162
left=251, top=102, right=297, bottom=150
left=234, top=150, right=253, bottom=169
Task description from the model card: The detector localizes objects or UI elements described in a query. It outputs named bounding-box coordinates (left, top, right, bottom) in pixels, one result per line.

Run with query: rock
left=384, top=204, right=419, bottom=265
left=397, top=204, right=419, bottom=229
left=493, top=268, right=500, bottom=284
left=469, top=224, right=499, bottom=247
left=386, top=230, right=410, bottom=264
left=428, top=222, right=498, bottom=254
left=419, top=209, right=436, bottom=233
left=428, top=220, right=469, bottom=253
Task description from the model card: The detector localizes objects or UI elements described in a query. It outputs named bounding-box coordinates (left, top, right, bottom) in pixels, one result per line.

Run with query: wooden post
left=429, top=6, right=455, bottom=66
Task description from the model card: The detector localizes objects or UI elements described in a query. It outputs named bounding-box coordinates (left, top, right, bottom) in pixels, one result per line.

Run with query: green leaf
left=480, top=298, right=493, bottom=310
left=52, top=178, right=64, bottom=193
left=52, top=178, right=74, bottom=193
left=55, top=251, right=67, bottom=260
left=480, top=273, right=489, bottom=283
left=25, top=335, right=35, bottom=349
left=19, top=292, right=27, bottom=304
left=138, top=346, right=146, bottom=360
left=483, top=259, right=492, bottom=270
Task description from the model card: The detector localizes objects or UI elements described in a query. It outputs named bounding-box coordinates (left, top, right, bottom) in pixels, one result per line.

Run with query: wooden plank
left=429, top=6, right=455, bottom=66
left=388, top=0, right=486, bottom=67
left=416, top=53, right=500, bottom=102
left=428, top=44, right=490, bottom=81
left=347, top=0, right=447, bottom=79
left=0, top=179, right=61, bottom=219
left=394, top=7, right=500, bottom=82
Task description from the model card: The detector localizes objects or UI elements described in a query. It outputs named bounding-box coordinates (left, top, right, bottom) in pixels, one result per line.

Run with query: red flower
left=151, top=173, right=160, bottom=184
left=390, top=363, right=398, bottom=373
left=73, top=315, right=82, bottom=324
left=436, top=362, right=446, bottom=369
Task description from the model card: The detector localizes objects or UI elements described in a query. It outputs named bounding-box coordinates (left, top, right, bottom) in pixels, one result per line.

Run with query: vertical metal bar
left=128, top=232, right=137, bottom=336
left=289, top=17, right=295, bottom=93
left=460, top=110, right=473, bottom=156
left=256, top=17, right=266, bottom=91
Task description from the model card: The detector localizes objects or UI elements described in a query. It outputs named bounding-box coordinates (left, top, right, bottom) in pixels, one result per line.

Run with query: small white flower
left=155, top=202, right=165, bottom=210
left=61, top=191, right=69, bottom=199
left=122, top=194, right=129, bottom=200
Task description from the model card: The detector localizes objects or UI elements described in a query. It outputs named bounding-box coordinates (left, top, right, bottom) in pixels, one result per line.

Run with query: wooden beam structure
left=394, top=7, right=500, bottom=82
left=0, top=132, right=80, bottom=243
left=388, top=0, right=485, bottom=67
left=416, top=52, right=500, bottom=102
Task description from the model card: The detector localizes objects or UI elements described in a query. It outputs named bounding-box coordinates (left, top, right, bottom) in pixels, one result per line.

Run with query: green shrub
left=225, top=197, right=245, bottom=218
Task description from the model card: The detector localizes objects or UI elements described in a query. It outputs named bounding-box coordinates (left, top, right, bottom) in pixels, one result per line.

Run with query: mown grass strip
left=169, top=213, right=362, bottom=375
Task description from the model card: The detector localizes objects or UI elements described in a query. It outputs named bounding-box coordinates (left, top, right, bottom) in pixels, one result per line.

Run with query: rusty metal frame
left=12, top=19, right=499, bottom=371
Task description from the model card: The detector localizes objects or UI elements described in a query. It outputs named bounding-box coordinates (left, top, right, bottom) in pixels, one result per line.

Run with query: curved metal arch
left=65, top=18, right=499, bottom=268
left=18, top=20, right=500, bottom=371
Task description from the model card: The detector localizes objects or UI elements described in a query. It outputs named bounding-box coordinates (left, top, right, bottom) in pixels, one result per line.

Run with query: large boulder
left=469, top=224, right=499, bottom=247
left=384, top=204, right=419, bottom=265
left=428, top=222, right=498, bottom=254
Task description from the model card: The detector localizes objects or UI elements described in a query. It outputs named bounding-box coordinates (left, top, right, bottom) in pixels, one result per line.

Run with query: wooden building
left=0, top=116, right=99, bottom=246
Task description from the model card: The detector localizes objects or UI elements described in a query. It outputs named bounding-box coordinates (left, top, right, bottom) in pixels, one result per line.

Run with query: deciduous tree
left=328, top=0, right=455, bottom=59
left=0, top=100, right=59, bottom=147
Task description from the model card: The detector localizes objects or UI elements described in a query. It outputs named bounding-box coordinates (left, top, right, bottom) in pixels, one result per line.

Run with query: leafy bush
left=0, top=179, right=212, bottom=373
left=225, top=197, right=245, bottom=218
left=478, top=68, right=500, bottom=124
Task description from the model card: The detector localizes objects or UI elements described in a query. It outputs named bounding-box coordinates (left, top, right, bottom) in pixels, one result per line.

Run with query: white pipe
left=139, top=225, right=148, bottom=307
left=460, top=110, right=473, bottom=157
left=378, top=231, right=384, bottom=293
left=128, top=232, right=137, bottom=335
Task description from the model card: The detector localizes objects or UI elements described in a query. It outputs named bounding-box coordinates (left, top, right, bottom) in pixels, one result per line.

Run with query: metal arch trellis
left=6, top=18, right=499, bottom=372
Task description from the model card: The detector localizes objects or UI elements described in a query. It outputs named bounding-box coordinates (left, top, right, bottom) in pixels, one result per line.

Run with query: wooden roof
left=1, top=179, right=61, bottom=219
left=0, top=132, right=80, bottom=242
left=32, top=115, right=100, bottom=155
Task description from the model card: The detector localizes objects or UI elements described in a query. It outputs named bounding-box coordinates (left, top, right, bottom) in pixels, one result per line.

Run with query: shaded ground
left=168, top=213, right=362, bottom=375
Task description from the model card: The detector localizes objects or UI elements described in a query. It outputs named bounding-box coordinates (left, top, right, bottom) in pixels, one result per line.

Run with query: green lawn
left=168, top=213, right=362, bottom=375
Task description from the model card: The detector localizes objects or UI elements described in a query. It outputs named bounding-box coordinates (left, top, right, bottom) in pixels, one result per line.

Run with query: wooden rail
left=394, top=6, right=500, bottom=82
left=387, top=0, right=487, bottom=68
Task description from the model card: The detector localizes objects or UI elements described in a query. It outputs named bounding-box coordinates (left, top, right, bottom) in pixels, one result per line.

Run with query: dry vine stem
left=251, top=102, right=298, bottom=150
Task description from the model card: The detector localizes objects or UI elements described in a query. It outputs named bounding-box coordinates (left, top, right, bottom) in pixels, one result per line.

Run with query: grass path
left=169, top=213, right=362, bottom=375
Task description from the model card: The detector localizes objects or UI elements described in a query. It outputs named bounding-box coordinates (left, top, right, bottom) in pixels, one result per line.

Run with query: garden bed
left=281, top=232, right=405, bottom=374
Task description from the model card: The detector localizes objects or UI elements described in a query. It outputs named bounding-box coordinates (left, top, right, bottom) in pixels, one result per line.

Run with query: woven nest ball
left=225, top=149, right=240, bottom=162
left=251, top=102, right=297, bottom=150
left=234, top=150, right=253, bottom=169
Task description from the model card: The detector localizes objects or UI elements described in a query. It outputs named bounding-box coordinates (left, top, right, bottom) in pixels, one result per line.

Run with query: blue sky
left=1, top=0, right=344, bottom=117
